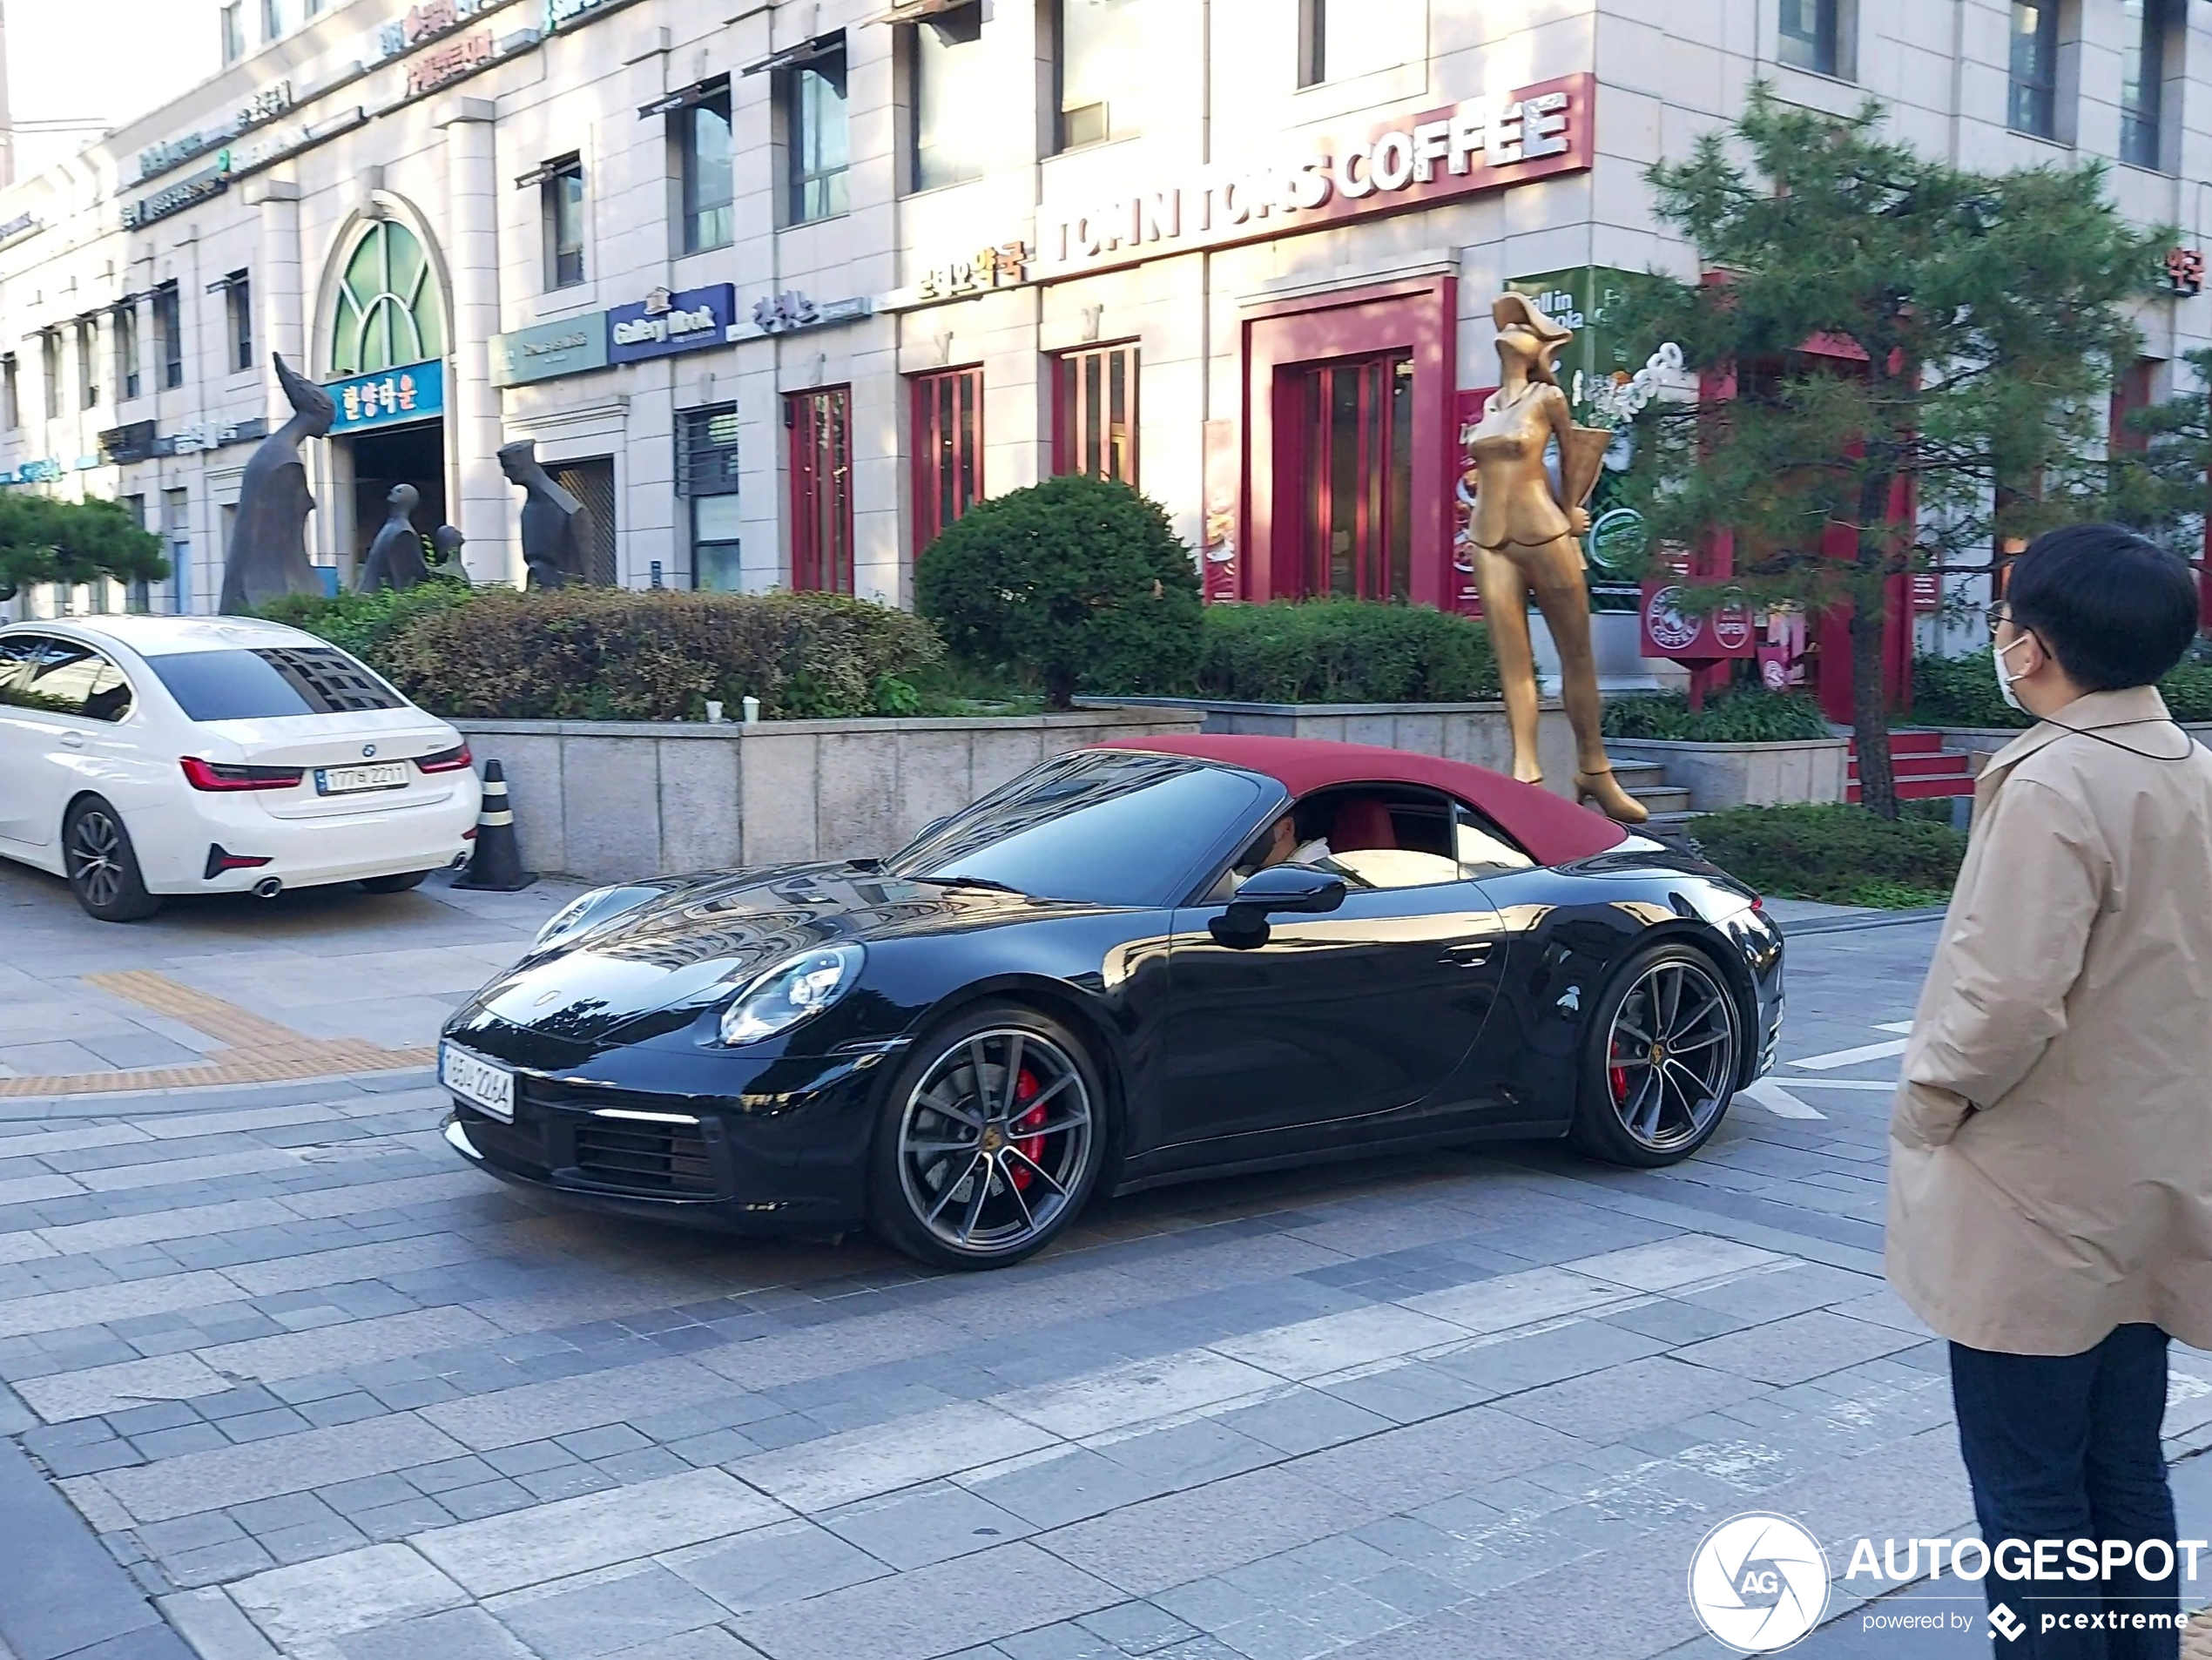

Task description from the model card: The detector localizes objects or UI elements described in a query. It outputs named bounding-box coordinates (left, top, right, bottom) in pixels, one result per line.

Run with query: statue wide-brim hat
left=1491, top=291, right=1574, bottom=345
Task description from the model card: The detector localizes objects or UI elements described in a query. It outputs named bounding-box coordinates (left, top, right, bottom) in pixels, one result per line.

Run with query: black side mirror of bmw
left=1231, top=863, right=1347, bottom=917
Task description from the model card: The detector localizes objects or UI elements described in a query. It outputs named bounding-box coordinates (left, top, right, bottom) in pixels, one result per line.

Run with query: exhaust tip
left=252, top=876, right=283, bottom=901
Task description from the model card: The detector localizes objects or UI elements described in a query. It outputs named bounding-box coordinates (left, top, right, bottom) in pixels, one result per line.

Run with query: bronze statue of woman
left=1465, top=293, right=1646, bottom=823
left=219, top=355, right=335, bottom=614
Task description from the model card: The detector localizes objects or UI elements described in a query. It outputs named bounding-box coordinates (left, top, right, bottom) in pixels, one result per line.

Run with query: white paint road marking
left=1791, top=1036, right=1909, bottom=1070
left=1741, top=1078, right=1825, bottom=1119
left=1782, top=1078, right=1901, bottom=1091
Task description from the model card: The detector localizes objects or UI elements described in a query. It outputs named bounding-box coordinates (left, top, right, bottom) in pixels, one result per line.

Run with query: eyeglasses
left=1983, top=603, right=2014, bottom=638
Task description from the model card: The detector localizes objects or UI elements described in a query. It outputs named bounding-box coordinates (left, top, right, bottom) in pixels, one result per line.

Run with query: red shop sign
left=1640, top=581, right=1756, bottom=662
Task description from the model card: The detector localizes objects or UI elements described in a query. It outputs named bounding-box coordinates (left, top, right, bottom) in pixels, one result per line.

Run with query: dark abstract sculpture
left=220, top=355, right=334, bottom=614
left=355, top=483, right=429, bottom=593
left=498, top=439, right=589, bottom=590
left=429, top=524, right=468, bottom=577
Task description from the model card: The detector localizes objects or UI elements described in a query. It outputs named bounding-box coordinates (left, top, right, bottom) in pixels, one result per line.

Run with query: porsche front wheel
left=869, top=1004, right=1105, bottom=1270
left=1570, top=943, right=1741, bottom=1167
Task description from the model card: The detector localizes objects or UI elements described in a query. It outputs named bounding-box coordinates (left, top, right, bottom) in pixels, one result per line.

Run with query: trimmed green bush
left=916, top=475, right=1203, bottom=708
left=257, top=577, right=476, bottom=662
left=1602, top=689, right=1833, bottom=743
left=1693, top=802, right=1966, bottom=908
left=282, top=587, right=945, bottom=722
left=1183, top=600, right=1501, bottom=704
left=1912, top=648, right=2212, bottom=728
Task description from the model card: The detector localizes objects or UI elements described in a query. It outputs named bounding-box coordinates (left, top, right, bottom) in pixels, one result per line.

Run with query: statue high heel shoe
left=1575, top=768, right=1650, bottom=825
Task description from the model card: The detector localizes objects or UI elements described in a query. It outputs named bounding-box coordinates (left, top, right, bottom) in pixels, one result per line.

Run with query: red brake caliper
left=1009, top=1068, right=1045, bottom=1189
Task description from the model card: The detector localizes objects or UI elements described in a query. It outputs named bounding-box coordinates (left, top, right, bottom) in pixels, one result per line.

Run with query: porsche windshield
left=886, top=751, right=1267, bottom=907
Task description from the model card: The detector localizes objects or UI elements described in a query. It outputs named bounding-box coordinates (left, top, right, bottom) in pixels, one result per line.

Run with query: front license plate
left=440, top=1043, right=514, bottom=1123
left=316, top=762, right=410, bottom=795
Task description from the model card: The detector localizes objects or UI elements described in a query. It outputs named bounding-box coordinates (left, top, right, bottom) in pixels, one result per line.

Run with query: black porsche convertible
left=439, top=735, right=1784, bottom=1269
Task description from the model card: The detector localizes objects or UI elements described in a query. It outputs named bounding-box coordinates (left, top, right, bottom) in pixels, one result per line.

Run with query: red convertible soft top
left=1101, top=733, right=1630, bottom=867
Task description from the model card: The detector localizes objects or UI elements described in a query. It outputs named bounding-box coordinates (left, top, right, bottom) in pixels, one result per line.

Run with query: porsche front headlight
left=718, top=944, right=865, bottom=1046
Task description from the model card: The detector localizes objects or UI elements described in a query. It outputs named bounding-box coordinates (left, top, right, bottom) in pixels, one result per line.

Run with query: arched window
left=328, top=219, right=446, bottom=376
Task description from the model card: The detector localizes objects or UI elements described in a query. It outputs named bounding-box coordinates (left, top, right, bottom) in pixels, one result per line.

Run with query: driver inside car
left=1224, top=810, right=1334, bottom=894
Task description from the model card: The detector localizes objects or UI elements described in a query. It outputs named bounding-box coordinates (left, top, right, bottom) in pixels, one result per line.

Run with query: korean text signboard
left=327, top=360, right=445, bottom=435
left=608, top=285, right=735, bottom=363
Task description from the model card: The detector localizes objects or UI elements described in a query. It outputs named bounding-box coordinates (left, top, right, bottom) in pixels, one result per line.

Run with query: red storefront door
left=787, top=387, right=853, bottom=594
left=1291, top=352, right=1414, bottom=601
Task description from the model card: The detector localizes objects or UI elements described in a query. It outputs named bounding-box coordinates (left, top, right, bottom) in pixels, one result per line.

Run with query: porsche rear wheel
left=1570, top=943, right=1740, bottom=1167
left=869, top=1003, right=1105, bottom=1271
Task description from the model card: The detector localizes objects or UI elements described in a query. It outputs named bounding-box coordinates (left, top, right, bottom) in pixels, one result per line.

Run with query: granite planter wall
left=453, top=708, right=1204, bottom=883
left=1919, top=723, right=2212, bottom=762
left=1601, top=737, right=1851, bottom=810
left=1089, top=698, right=1581, bottom=799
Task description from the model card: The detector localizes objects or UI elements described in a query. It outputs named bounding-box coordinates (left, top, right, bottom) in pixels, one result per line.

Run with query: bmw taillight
left=180, top=757, right=305, bottom=792
left=415, top=742, right=474, bottom=774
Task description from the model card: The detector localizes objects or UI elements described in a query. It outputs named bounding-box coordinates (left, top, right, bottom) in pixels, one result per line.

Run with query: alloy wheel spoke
left=923, top=1155, right=982, bottom=1225
left=1002, top=1144, right=1067, bottom=1198
left=919, top=1084, right=985, bottom=1130
left=1614, top=1017, right=1656, bottom=1047
left=956, top=1160, right=991, bottom=1244
left=963, top=1038, right=994, bottom=1120
left=1000, top=1033, right=1026, bottom=1118
left=1020, top=1073, right=1076, bottom=1116
left=1669, top=995, right=1723, bottom=1042
left=904, top=1137, right=979, bottom=1158
left=1658, top=966, right=1683, bottom=1031
left=1662, top=1029, right=1727, bottom=1055
left=998, top=1154, right=1037, bottom=1233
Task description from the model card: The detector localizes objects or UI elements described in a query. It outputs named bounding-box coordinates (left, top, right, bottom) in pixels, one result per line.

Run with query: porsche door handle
left=1441, top=942, right=1494, bottom=968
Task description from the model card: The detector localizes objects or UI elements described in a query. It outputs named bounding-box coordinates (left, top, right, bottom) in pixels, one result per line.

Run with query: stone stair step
left=1605, top=759, right=1671, bottom=786
left=1627, top=786, right=1694, bottom=815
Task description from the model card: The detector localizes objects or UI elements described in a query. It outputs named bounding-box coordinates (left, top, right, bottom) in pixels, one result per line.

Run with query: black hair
left=2006, top=523, right=2199, bottom=692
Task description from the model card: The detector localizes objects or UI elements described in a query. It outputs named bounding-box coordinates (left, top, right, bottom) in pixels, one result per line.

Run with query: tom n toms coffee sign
left=608, top=285, right=735, bottom=361
left=1031, top=75, right=1592, bottom=281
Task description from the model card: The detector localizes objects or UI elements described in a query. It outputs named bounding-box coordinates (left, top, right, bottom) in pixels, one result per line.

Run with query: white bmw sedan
left=0, top=615, right=482, bottom=921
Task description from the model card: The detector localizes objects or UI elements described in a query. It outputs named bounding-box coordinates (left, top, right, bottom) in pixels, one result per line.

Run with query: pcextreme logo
left=1688, top=1513, right=1832, bottom=1653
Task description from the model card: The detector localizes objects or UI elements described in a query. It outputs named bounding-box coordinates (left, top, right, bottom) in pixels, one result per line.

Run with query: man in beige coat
left=1889, top=524, right=2212, bottom=1658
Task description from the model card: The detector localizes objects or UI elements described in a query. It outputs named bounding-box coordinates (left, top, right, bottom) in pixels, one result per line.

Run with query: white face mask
left=1993, top=633, right=2032, bottom=712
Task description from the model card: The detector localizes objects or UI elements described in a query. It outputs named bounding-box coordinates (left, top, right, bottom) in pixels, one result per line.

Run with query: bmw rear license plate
left=316, top=762, right=409, bottom=795
left=440, top=1043, right=514, bottom=1123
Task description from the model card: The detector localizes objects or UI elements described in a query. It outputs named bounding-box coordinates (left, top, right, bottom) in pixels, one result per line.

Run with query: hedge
left=1693, top=802, right=1966, bottom=908
left=1912, top=648, right=2212, bottom=729
left=1119, top=599, right=1499, bottom=704
left=268, top=587, right=946, bottom=721
left=1602, top=689, right=1833, bottom=743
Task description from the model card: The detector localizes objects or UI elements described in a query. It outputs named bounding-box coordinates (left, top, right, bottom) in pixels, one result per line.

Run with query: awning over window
left=738, top=32, right=843, bottom=78
left=637, top=75, right=730, bottom=119
left=873, top=0, right=976, bottom=23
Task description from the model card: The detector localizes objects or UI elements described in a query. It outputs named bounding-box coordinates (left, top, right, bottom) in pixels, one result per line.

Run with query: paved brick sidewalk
left=3, top=863, right=2208, bottom=1660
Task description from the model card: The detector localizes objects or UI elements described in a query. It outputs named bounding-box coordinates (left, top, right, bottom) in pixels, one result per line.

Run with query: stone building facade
left=0, top=0, right=2206, bottom=624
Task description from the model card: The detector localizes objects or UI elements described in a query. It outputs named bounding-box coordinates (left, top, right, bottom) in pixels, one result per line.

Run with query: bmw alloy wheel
left=67, top=806, right=127, bottom=912
left=1603, top=957, right=1738, bottom=1153
left=895, top=1028, right=1094, bottom=1257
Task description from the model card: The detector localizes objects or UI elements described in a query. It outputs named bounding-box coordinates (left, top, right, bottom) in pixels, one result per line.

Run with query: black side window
left=1453, top=800, right=1537, bottom=879
left=9, top=640, right=134, bottom=721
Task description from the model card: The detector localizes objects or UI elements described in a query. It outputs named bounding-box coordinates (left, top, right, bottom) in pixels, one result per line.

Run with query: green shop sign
left=492, top=314, right=610, bottom=387
left=1506, top=265, right=1639, bottom=400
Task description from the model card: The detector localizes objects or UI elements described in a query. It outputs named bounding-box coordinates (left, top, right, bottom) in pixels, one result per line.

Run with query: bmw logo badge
left=361, top=743, right=377, bottom=758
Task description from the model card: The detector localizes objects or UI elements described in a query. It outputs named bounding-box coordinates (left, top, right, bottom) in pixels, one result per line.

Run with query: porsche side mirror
left=1230, top=864, right=1347, bottom=918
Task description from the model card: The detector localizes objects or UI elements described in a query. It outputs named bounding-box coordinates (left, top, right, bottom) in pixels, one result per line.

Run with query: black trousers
left=1950, top=1323, right=2180, bottom=1659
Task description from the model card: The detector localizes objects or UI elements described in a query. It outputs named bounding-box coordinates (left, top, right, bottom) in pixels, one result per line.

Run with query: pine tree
left=1611, top=87, right=2161, bottom=818
left=0, top=493, right=170, bottom=603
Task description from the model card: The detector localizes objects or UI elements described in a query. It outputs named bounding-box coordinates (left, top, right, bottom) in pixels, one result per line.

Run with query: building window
left=2121, top=0, right=2169, bottom=170
left=912, top=6, right=988, bottom=191
left=329, top=220, right=445, bottom=375
left=2, top=355, right=17, bottom=428
left=153, top=281, right=184, bottom=389
left=788, top=388, right=854, bottom=594
left=40, top=331, right=61, bottom=421
left=678, top=80, right=735, bottom=255
left=542, top=156, right=586, bottom=289
left=165, top=488, right=192, bottom=612
left=75, top=317, right=100, bottom=409
left=787, top=40, right=850, bottom=224
left=679, top=404, right=743, bottom=591
left=1778, top=0, right=1842, bottom=77
left=114, top=303, right=140, bottom=401
left=1055, top=344, right=1138, bottom=484
left=220, top=3, right=245, bottom=63
left=261, top=0, right=305, bottom=43
left=1056, top=0, right=1144, bottom=150
left=225, top=272, right=253, bottom=375
left=2008, top=2, right=2060, bottom=138
left=913, top=367, right=983, bottom=556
